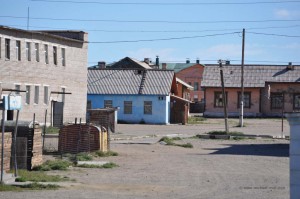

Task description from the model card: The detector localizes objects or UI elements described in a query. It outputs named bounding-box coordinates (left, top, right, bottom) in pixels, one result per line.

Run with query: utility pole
left=239, top=28, right=245, bottom=127
left=219, top=60, right=229, bottom=133
left=27, top=7, right=30, bottom=30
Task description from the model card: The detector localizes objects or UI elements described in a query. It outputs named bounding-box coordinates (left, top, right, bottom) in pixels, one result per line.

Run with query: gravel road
left=0, top=118, right=290, bottom=199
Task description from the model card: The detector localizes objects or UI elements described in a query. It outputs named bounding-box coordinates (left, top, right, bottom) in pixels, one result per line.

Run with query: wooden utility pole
left=239, top=28, right=245, bottom=127
left=219, top=60, right=229, bottom=133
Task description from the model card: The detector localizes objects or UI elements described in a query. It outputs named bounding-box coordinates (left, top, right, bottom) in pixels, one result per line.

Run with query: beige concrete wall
left=0, top=27, right=88, bottom=124
left=204, top=87, right=261, bottom=117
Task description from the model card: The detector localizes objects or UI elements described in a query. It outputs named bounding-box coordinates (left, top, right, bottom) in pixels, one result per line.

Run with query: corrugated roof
left=201, top=65, right=300, bottom=88
left=176, top=78, right=194, bottom=90
left=88, top=69, right=174, bottom=95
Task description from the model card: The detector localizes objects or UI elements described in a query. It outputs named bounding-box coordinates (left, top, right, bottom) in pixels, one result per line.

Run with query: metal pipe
left=13, top=110, right=20, bottom=177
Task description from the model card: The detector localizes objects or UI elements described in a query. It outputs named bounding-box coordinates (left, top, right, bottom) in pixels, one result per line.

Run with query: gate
left=53, top=101, right=64, bottom=128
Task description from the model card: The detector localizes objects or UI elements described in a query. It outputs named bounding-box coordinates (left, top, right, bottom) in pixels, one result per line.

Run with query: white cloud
left=274, top=9, right=300, bottom=19
left=274, top=9, right=291, bottom=19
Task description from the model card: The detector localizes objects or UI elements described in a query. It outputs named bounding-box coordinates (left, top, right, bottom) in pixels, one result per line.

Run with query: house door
left=52, top=101, right=64, bottom=127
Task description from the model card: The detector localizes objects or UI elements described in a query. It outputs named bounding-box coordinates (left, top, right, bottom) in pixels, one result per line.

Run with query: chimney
left=186, top=58, right=190, bottom=64
left=287, top=62, right=294, bottom=70
left=196, top=58, right=200, bottom=64
left=156, top=56, right=159, bottom=66
left=225, top=60, right=230, bottom=65
left=162, top=63, right=167, bottom=70
left=144, top=58, right=150, bottom=64
left=98, top=61, right=106, bottom=69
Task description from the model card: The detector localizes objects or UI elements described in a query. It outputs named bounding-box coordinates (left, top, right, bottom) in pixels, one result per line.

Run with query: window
left=158, top=96, right=164, bottom=100
left=5, top=38, right=10, bottom=60
left=26, top=85, right=31, bottom=104
left=293, top=94, right=300, bottom=110
left=61, top=48, right=66, bottom=66
left=26, top=42, right=31, bottom=61
left=61, top=87, right=65, bottom=103
left=44, top=86, right=49, bottom=104
left=238, top=92, right=251, bottom=108
left=104, top=100, right=112, bottom=108
left=16, top=40, right=21, bottom=61
left=44, top=44, right=49, bottom=64
left=124, top=101, right=132, bottom=114
left=194, top=82, right=199, bottom=91
left=214, top=92, right=228, bottom=107
left=144, top=101, right=152, bottom=114
left=271, top=93, right=283, bottom=109
left=53, top=46, right=57, bottom=65
left=15, top=85, right=20, bottom=94
left=35, top=43, right=39, bottom=62
left=194, top=94, right=198, bottom=102
left=34, top=86, right=39, bottom=104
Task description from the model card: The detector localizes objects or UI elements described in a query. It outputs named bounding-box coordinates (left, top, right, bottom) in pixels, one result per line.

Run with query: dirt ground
left=0, top=118, right=290, bottom=199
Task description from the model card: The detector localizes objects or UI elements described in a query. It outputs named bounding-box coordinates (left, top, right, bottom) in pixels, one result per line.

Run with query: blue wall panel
left=87, top=94, right=170, bottom=124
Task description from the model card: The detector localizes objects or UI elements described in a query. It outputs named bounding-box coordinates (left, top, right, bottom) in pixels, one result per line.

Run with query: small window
left=293, top=94, right=300, bottom=110
left=44, top=86, right=49, bottom=104
left=158, top=96, right=164, bottom=100
left=194, top=94, right=198, bottom=102
left=104, top=100, right=112, bottom=108
left=16, top=40, right=21, bottom=61
left=35, top=43, right=39, bottom=62
left=61, top=48, right=66, bottom=66
left=124, top=101, right=132, bottom=114
left=238, top=92, right=251, bottom=108
left=214, top=92, right=228, bottom=108
left=44, top=44, right=49, bottom=64
left=53, top=46, right=57, bottom=65
left=5, top=38, right=10, bottom=60
left=26, top=85, right=31, bottom=104
left=144, top=101, right=152, bottom=115
left=34, top=86, right=39, bottom=104
left=194, top=82, right=199, bottom=91
left=271, top=93, right=283, bottom=109
left=26, top=42, right=31, bottom=61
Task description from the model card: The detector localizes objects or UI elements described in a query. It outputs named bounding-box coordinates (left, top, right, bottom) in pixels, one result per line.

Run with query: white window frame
left=25, top=85, right=31, bottom=105
left=53, top=46, right=57, bottom=65
left=44, top=85, right=49, bottom=105
left=16, top=40, right=21, bottom=61
left=61, top=47, right=66, bottom=66
left=5, top=38, right=10, bottom=60
left=34, top=85, right=39, bottom=104
left=44, top=44, right=49, bottom=64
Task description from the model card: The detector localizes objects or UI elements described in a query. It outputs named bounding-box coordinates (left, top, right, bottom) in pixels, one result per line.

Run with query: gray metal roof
left=88, top=69, right=175, bottom=95
left=201, top=65, right=300, bottom=88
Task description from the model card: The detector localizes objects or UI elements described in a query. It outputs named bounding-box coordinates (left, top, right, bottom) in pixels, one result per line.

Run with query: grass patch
left=94, top=151, right=119, bottom=157
left=188, top=116, right=207, bottom=124
left=207, top=131, right=244, bottom=136
left=77, top=162, right=119, bottom=169
left=15, top=169, right=69, bottom=182
left=159, top=137, right=193, bottom=148
left=33, top=160, right=72, bottom=171
left=76, top=153, right=93, bottom=161
left=20, top=183, right=60, bottom=190
left=0, top=184, right=22, bottom=192
left=0, top=183, right=60, bottom=192
left=44, top=126, right=60, bottom=134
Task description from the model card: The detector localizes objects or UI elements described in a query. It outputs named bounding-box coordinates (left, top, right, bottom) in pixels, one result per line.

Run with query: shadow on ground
left=206, top=143, right=289, bottom=157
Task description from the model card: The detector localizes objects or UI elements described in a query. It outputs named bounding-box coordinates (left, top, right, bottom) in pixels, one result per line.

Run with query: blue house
left=87, top=69, right=179, bottom=124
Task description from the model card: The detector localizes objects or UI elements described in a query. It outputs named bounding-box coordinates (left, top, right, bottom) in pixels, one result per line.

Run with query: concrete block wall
left=285, top=112, right=300, bottom=199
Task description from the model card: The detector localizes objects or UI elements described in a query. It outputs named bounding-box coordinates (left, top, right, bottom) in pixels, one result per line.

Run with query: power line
left=248, top=31, right=300, bottom=37
left=1, top=15, right=299, bottom=24
left=88, top=32, right=240, bottom=43
left=3, top=24, right=300, bottom=33
left=30, top=0, right=300, bottom=5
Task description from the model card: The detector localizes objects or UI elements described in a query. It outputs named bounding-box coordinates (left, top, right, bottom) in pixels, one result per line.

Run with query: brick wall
left=58, top=124, right=107, bottom=154
left=0, top=132, right=12, bottom=171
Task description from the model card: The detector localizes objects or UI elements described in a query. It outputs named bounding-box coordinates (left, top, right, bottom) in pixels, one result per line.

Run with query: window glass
left=144, top=101, right=152, bottom=114
left=124, top=101, right=132, bottom=114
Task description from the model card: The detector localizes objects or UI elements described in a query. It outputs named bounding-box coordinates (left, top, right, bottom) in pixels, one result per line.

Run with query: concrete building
left=0, top=26, right=88, bottom=126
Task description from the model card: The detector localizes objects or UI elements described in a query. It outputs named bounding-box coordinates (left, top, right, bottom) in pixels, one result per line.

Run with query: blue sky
left=1, top=0, right=300, bottom=66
